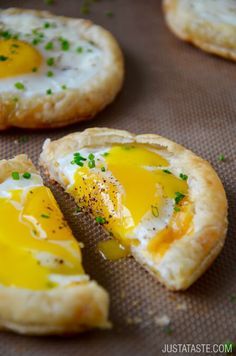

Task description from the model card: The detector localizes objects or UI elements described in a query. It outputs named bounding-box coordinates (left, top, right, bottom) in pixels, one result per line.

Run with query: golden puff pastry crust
left=0, top=155, right=110, bottom=335
left=0, top=8, right=124, bottom=130
left=40, top=128, right=228, bottom=291
left=163, top=0, right=236, bottom=61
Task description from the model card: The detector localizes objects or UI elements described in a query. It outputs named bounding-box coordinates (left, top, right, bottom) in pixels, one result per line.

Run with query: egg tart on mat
left=163, top=0, right=236, bottom=61
left=40, top=128, right=228, bottom=291
left=0, top=8, right=124, bottom=129
left=0, top=154, right=110, bottom=335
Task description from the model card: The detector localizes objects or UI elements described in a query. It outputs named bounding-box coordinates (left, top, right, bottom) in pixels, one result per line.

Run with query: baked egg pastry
left=0, top=8, right=124, bottom=129
left=163, top=0, right=236, bottom=61
left=40, top=128, right=228, bottom=291
left=0, top=154, right=109, bottom=335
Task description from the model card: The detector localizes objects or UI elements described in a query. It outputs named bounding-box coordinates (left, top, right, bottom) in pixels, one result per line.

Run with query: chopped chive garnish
left=23, top=172, right=31, bottom=179
left=60, top=38, right=70, bottom=51
left=179, top=173, right=188, bottom=181
left=46, top=89, right=52, bottom=95
left=18, top=136, right=29, bottom=143
left=151, top=205, right=159, bottom=217
left=218, top=154, right=225, bottom=162
left=45, top=41, right=54, bottom=50
left=61, top=84, right=67, bottom=90
left=72, top=152, right=87, bottom=166
left=95, top=216, right=106, bottom=224
left=105, top=11, right=114, bottom=17
left=75, top=206, right=81, bottom=213
left=88, top=153, right=95, bottom=160
left=102, top=152, right=109, bottom=157
left=163, top=325, right=173, bottom=335
left=12, top=171, right=20, bottom=180
left=47, top=57, right=54, bottom=66
left=44, top=22, right=51, bottom=28
left=230, top=295, right=236, bottom=302
left=174, top=206, right=180, bottom=212
left=32, top=67, right=38, bottom=72
left=47, top=71, right=54, bottom=77
left=44, top=0, right=54, bottom=4
left=101, top=167, right=106, bottom=172
left=41, top=214, right=50, bottom=218
left=80, top=5, right=90, bottom=15
left=174, top=192, right=185, bottom=205
left=88, top=160, right=95, bottom=169
left=15, top=82, right=25, bottom=90
left=163, top=169, right=172, bottom=174
left=0, top=55, right=8, bottom=61
left=32, top=38, right=41, bottom=46
left=76, top=46, right=83, bottom=53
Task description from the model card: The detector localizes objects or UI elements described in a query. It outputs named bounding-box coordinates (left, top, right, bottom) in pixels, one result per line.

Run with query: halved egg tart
left=0, top=154, right=109, bottom=335
left=40, top=128, right=228, bottom=291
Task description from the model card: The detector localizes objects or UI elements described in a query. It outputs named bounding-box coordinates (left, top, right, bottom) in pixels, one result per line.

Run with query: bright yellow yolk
left=69, top=144, right=193, bottom=258
left=0, top=186, right=84, bottom=290
left=0, top=39, right=42, bottom=78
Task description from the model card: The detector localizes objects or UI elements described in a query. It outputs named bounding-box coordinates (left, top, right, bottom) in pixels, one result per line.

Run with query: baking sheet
left=0, top=1, right=236, bottom=355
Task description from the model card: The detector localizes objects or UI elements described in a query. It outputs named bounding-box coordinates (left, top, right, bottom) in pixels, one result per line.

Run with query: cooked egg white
left=0, top=173, right=87, bottom=290
left=0, top=11, right=103, bottom=97
left=56, top=144, right=193, bottom=260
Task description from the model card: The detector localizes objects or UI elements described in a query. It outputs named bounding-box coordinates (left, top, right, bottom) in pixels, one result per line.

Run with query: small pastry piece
left=0, top=155, right=110, bottom=335
left=40, top=128, right=228, bottom=291
left=163, top=0, right=236, bottom=61
left=0, top=8, right=124, bottom=129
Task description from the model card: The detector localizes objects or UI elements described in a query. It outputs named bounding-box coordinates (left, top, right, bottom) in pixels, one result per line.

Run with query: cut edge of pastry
left=0, top=154, right=110, bottom=335
left=163, top=0, right=236, bottom=61
left=39, top=127, right=228, bottom=291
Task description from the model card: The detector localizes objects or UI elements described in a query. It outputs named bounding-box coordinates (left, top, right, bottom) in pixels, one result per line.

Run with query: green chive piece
left=61, top=84, right=67, bottom=90
left=44, top=0, right=54, bottom=5
left=88, top=153, right=95, bottom=160
left=163, top=325, right=173, bottom=335
left=76, top=46, right=83, bottom=53
left=46, top=89, right=52, bottom=95
left=44, top=22, right=51, bottom=28
left=15, top=82, right=25, bottom=90
left=60, top=38, right=70, bottom=51
left=163, top=169, right=172, bottom=174
left=12, top=172, right=20, bottom=180
left=174, top=206, right=180, bottom=212
left=23, top=172, right=31, bottom=179
left=32, top=67, right=38, bottom=72
left=102, top=152, right=109, bottom=157
left=218, top=154, right=225, bottom=162
left=41, top=214, right=50, bottom=219
left=151, top=205, right=159, bottom=217
left=88, top=160, right=95, bottom=169
left=47, top=57, right=54, bottom=66
left=179, top=173, right=188, bottom=181
left=105, top=11, right=114, bottom=17
left=101, top=167, right=106, bottom=172
left=47, top=71, right=54, bottom=77
left=0, top=55, right=8, bottom=61
left=95, top=216, right=106, bottom=224
left=45, top=41, right=54, bottom=50
left=174, top=192, right=185, bottom=205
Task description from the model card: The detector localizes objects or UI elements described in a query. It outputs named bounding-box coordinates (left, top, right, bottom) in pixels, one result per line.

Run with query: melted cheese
left=63, top=144, right=193, bottom=259
left=0, top=177, right=85, bottom=290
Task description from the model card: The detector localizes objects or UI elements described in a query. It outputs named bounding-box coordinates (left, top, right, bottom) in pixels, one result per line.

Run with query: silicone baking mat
left=0, top=1, right=235, bottom=355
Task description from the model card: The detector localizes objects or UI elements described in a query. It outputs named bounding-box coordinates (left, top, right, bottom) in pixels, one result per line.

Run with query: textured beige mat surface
left=0, top=1, right=235, bottom=355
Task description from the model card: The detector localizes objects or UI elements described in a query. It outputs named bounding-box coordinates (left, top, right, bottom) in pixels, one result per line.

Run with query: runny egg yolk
left=69, top=144, right=193, bottom=259
left=0, top=39, right=42, bottom=78
left=0, top=185, right=84, bottom=290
